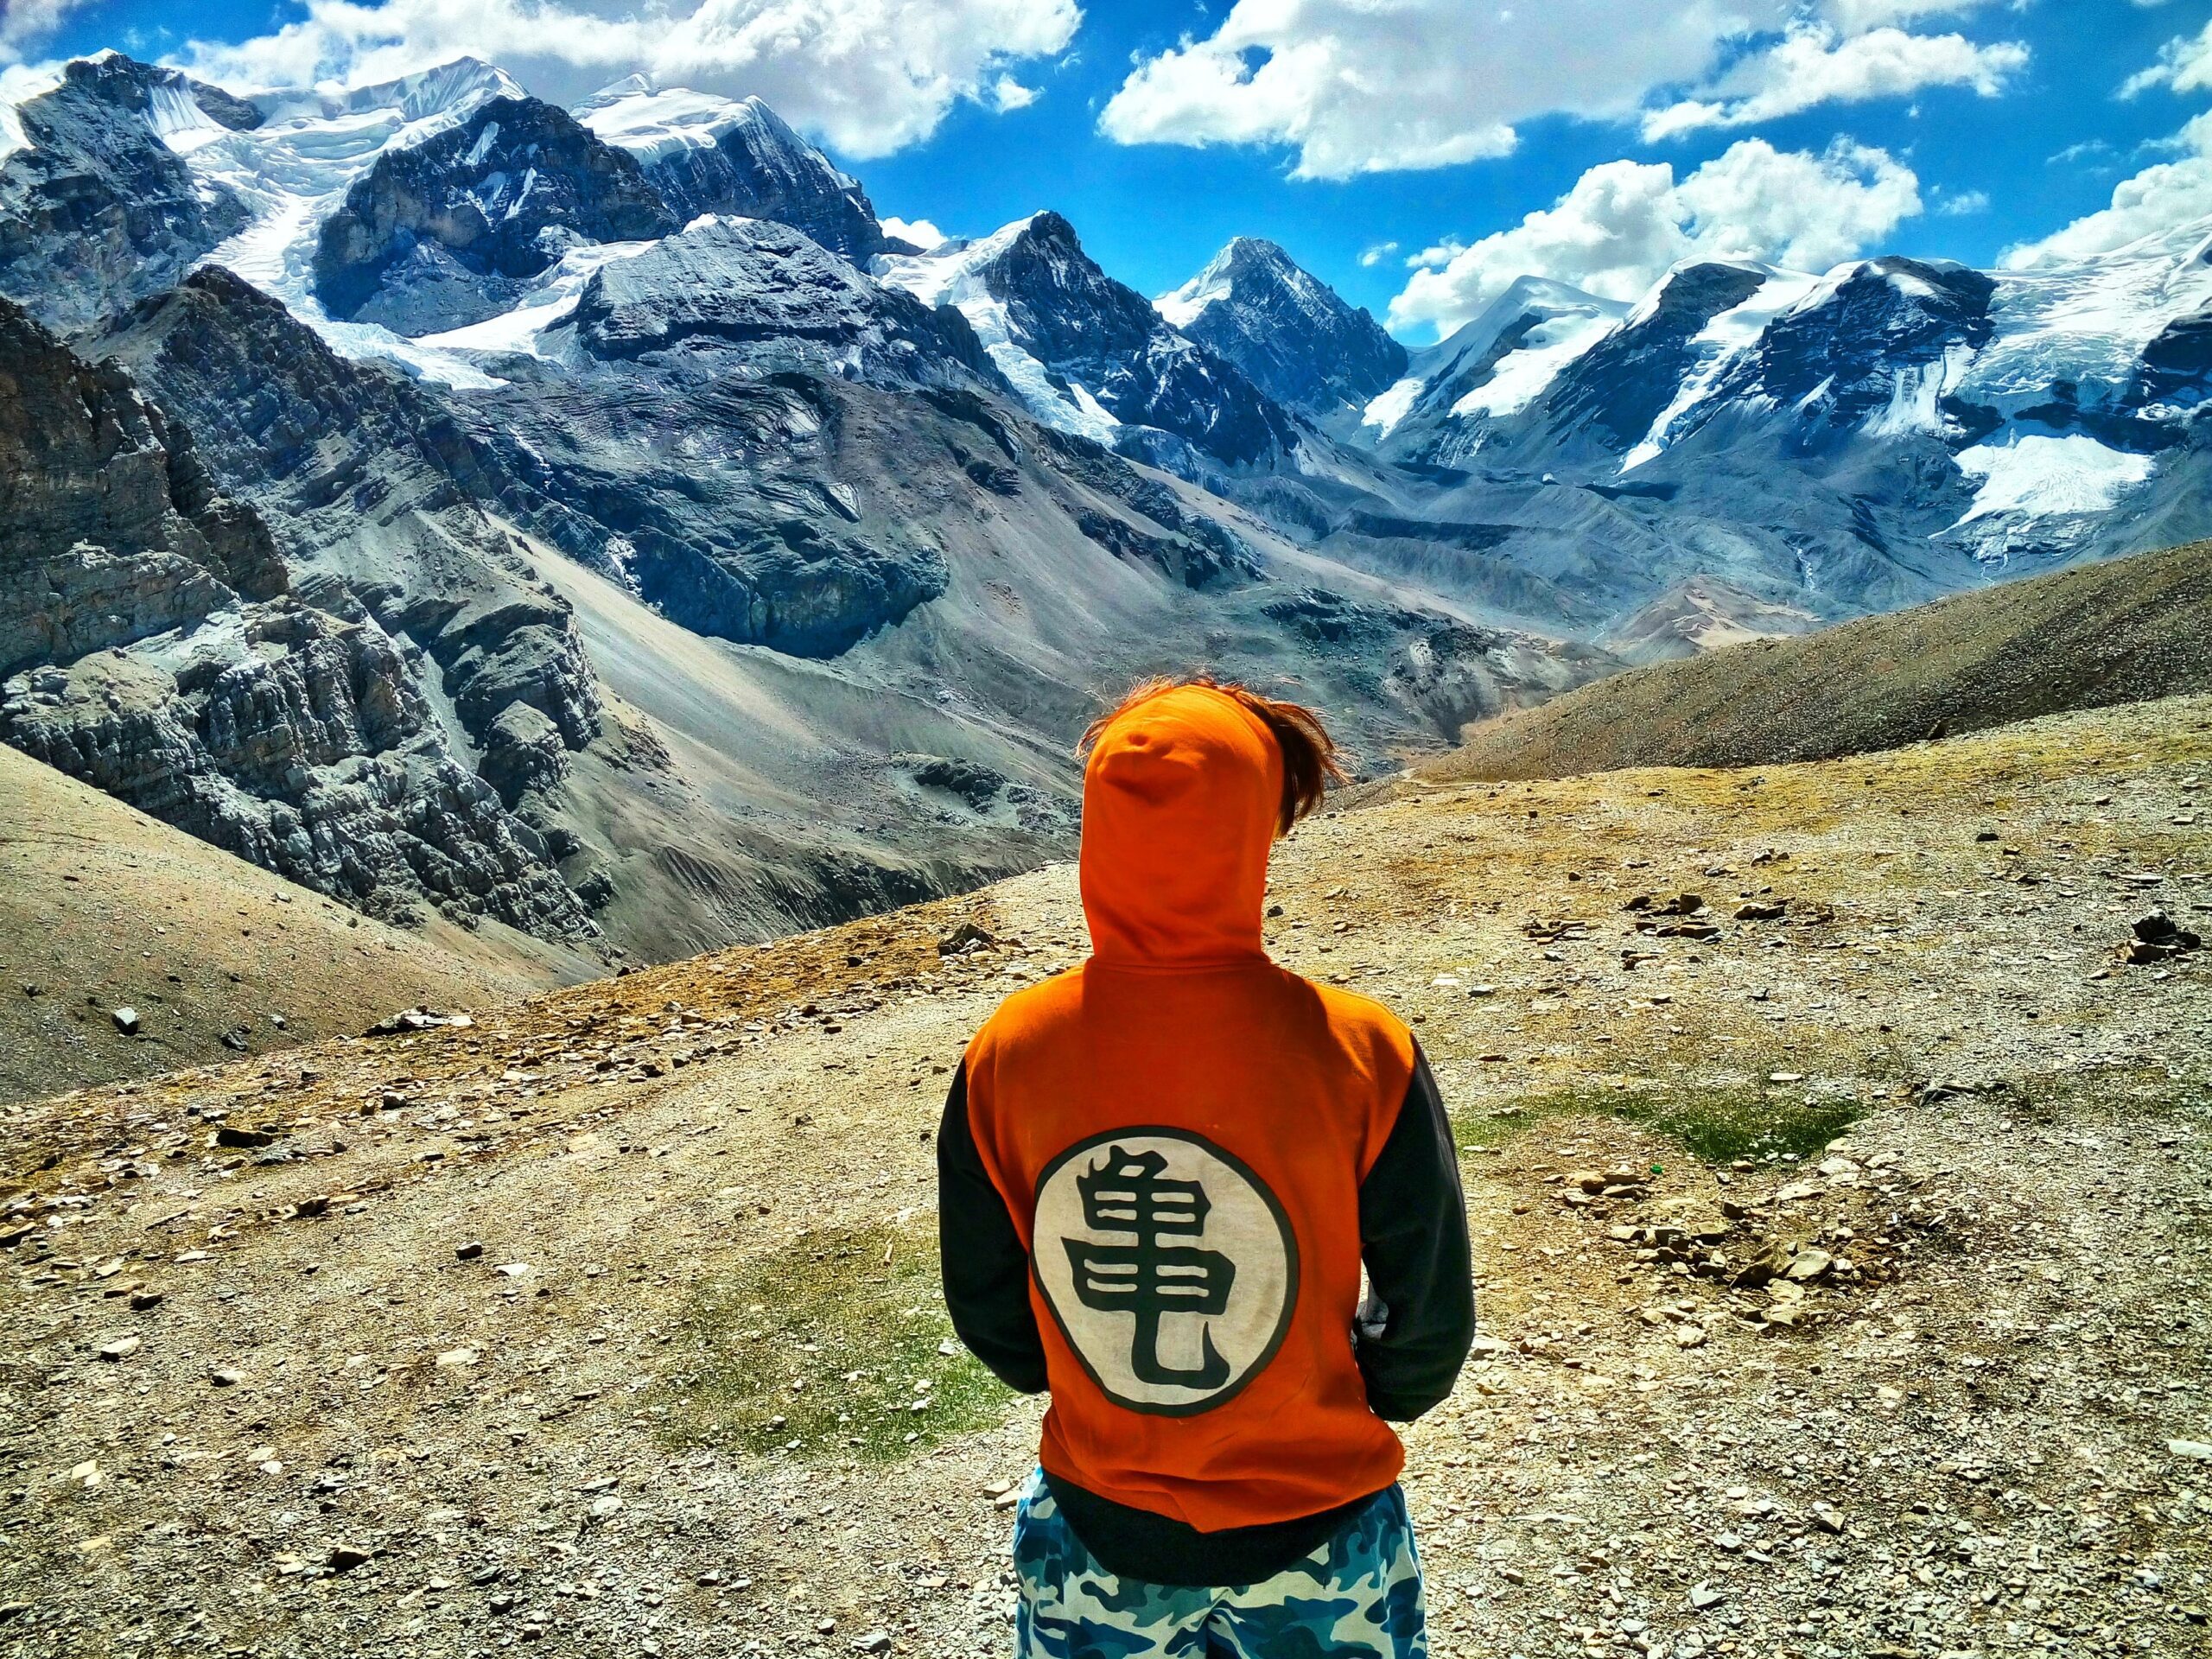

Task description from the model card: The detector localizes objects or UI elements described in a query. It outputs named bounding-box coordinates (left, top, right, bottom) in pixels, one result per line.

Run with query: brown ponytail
left=1078, top=676, right=1346, bottom=835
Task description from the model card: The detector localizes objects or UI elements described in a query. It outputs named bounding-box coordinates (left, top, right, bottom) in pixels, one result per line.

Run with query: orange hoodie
left=938, top=685, right=1472, bottom=1581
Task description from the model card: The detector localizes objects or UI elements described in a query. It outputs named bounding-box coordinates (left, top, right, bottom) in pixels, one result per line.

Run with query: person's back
left=938, top=680, right=1475, bottom=1656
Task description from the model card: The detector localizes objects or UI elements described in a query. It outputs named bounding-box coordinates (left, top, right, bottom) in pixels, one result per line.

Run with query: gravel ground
left=3, top=695, right=2209, bottom=1659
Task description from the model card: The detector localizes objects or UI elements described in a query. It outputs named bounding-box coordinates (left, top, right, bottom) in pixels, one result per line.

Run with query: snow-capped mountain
left=1157, top=237, right=1407, bottom=418
left=880, top=212, right=1298, bottom=469
left=1361, top=276, right=1631, bottom=462
left=575, top=79, right=902, bottom=264
left=0, top=52, right=1588, bottom=969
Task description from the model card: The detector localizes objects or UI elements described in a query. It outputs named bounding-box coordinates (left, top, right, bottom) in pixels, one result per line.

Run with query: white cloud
left=1357, top=240, right=1400, bottom=268
left=2121, top=18, right=2212, bottom=98
left=0, top=0, right=92, bottom=61
left=2003, top=111, right=2212, bottom=266
left=989, top=74, right=1037, bottom=111
left=880, top=213, right=947, bottom=250
left=1936, top=188, right=1990, bottom=216
left=1388, top=137, right=1922, bottom=337
left=1098, top=1, right=2032, bottom=180
left=168, top=0, right=1080, bottom=158
left=1100, top=0, right=1806, bottom=181
left=1642, top=21, right=2026, bottom=140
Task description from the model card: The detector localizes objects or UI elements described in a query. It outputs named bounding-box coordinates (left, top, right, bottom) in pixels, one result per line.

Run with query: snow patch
left=573, top=80, right=749, bottom=164
left=1362, top=375, right=1423, bottom=436
left=1622, top=268, right=1821, bottom=470
left=1450, top=310, right=1618, bottom=420
left=1951, top=434, right=2153, bottom=526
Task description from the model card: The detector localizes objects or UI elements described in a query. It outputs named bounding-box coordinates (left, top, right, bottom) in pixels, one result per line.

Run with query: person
left=938, top=677, right=1475, bottom=1658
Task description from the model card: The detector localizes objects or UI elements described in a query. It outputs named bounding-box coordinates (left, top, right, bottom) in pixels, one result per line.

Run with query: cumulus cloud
left=1098, top=1, right=2030, bottom=179
left=2121, top=18, right=2212, bottom=98
left=1357, top=241, right=1400, bottom=268
left=2003, top=111, right=2212, bottom=266
left=1936, top=188, right=1990, bottom=216
left=168, top=0, right=1080, bottom=158
left=989, top=74, right=1037, bottom=111
left=880, top=213, right=947, bottom=250
left=1642, top=21, right=2026, bottom=140
left=1387, top=138, right=1923, bottom=337
left=1099, top=0, right=1806, bottom=181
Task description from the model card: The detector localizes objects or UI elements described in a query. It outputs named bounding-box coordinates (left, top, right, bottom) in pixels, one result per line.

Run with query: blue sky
left=16, top=2, right=2212, bottom=342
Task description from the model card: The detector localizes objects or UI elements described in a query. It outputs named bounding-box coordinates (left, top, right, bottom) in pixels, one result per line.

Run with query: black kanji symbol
left=1063, top=1145, right=1236, bottom=1389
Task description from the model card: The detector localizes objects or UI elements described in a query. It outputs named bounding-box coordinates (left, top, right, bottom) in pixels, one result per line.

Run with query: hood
left=1079, top=684, right=1281, bottom=967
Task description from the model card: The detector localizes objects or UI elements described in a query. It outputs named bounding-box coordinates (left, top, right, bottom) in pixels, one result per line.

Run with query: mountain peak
left=1159, top=237, right=1407, bottom=416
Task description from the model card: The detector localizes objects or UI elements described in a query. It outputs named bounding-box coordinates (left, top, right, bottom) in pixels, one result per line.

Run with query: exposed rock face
left=976, top=213, right=1298, bottom=467
left=1, top=616, right=593, bottom=936
left=0, top=296, right=283, bottom=675
left=97, top=268, right=607, bottom=757
left=0, top=295, right=598, bottom=938
left=1699, top=258, right=1999, bottom=444
left=1160, top=238, right=1407, bottom=416
left=569, top=214, right=995, bottom=386
left=313, top=95, right=678, bottom=332
left=575, top=82, right=895, bottom=264
left=0, top=57, right=255, bottom=330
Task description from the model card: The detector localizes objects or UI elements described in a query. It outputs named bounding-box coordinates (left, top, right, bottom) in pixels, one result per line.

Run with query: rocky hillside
left=0, top=744, right=585, bottom=1105
left=3, top=693, right=2204, bottom=1655
left=1430, top=535, right=2212, bottom=779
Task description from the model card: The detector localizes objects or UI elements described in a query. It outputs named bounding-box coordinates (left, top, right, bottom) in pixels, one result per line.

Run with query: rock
left=2171, top=1440, right=2212, bottom=1461
left=110, top=1007, right=140, bottom=1034
left=213, top=1126, right=276, bottom=1149
left=208, top=1367, right=243, bottom=1387
left=128, top=1288, right=163, bottom=1311
left=96, top=1336, right=140, bottom=1361
left=853, top=1633, right=893, bottom=1656
left=435, top=1348, right=480, bottom=1368
left=938, top=922, right=998, bottom=956
left=1811, top=1502, right=1846, bottom=1533
left=1734, top=900, right=1786, bottom=921
left=455, top=1241, right=485, bottom=1261
left=326, top=1543, right=372, bottom=1573
left=1784, top=1248, right=1834, bottom=1281
left=1688, top=1581, right=1726, bottom=1610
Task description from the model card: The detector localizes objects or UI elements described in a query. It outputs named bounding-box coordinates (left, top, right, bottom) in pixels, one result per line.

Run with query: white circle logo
left=1032, top=1128, right=1299, bottom=1416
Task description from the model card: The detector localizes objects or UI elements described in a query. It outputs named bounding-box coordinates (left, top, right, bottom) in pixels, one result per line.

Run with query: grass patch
left=1456, top=1074, right=1866, bottom=1164
left=653, top=1219, right=1011, bottom=1465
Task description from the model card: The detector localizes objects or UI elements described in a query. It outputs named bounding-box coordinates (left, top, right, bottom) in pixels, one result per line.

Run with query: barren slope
left=3, top=696, right=2209, bottom=1658
left=1432, top=537, right=2212, bottom=780
left=0, top=746, right=595, bottom=1105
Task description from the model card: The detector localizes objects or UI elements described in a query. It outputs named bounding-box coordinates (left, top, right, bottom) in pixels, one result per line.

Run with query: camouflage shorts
left=1011, top=1473, right=1428, bottom=1658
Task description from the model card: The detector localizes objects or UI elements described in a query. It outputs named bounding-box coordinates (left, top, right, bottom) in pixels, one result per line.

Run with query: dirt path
left=4, top=696, right=2209, bottom=1658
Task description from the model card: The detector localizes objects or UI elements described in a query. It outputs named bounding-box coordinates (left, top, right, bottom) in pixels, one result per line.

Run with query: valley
left=3, top=695, right=2206, bottom=1657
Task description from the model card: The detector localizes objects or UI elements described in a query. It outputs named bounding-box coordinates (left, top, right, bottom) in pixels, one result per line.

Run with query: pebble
left=96, top=1336, right=140, bottom=1361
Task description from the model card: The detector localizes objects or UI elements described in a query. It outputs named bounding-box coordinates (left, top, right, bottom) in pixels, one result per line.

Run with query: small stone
left=111, top=1007, right=140, bottom=1035
left=129, top=1288, right=163, bottom=1312
left=854, top=1633, right=893, bottom=1655
left=1688, top=1581, right=1726, bottom=1610
left=455, top=1241, right=485, bottom=1261
left=214, top=1125, right=276, bottom=1149
left=1714, top=1531, right=1743, bottom=1552
left=436, top=1348, right=480, bottom=1368
left=588, top=1495, right=623, bottom=1519
left=1811, top=1502, right=1845, bottom=1533
left=2171, top=1440, right=2212, bottom=1462
left=327, top=1543, right=372, bottom=1573
left=209, top=1366, right=243, bottom=1387
left=97, top=1336, right=141, bottom=1362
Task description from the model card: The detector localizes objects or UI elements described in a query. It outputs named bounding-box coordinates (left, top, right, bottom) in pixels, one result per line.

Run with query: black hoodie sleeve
left=1355, top=1042, right=1475, bottom=1421
left=936, top=1060, right=1049, bottom=1394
